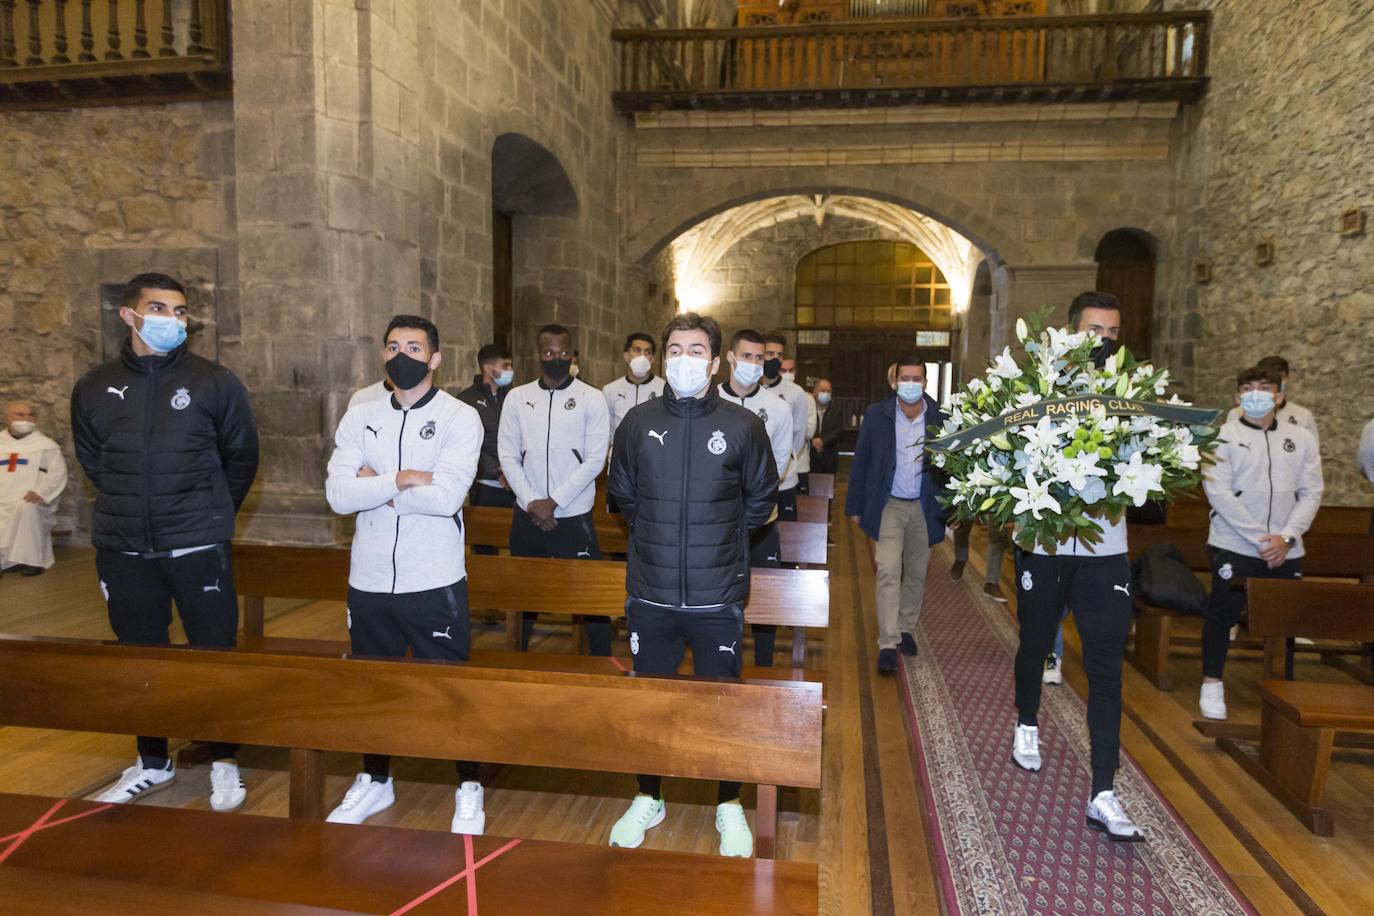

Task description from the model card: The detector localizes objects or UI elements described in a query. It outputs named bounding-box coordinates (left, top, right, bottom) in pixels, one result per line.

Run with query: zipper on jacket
left=680, top=405, right=692, bottom=606
left=141, top=363, right=158, bottom=550
left=545, top=390, right=554, bottom=499
left=1264, top=426, right=1274, bottom=531
left=392, top=409, right=408, bottom=594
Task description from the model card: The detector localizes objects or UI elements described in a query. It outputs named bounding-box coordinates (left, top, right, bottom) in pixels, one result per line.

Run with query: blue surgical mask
left=732, top=359, right=764, bottom=389
left=136, top=314, right=187, bottom=353
left=495, top=369, right=514, bottom=388
left=1239, top=389, right=1275, bottom=419
left=816, top=392, right=831, bottom=406
left=896, top=381, right=924, bottom=404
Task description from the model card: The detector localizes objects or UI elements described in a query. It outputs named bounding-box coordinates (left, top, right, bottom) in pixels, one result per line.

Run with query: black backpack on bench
left=1132, top=543, right=1207, bottom=615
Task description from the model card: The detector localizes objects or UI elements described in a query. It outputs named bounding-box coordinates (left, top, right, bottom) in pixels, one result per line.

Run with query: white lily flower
left=1057, top=450, right=1108, bottom=491
left=1008, top=471, right=1061, bottom=520
left=990, top=347, right=1022, bottom=380
left=1112, top=451, right=1165, bottom=506
left=1015, top=317, right=1029, bottom=342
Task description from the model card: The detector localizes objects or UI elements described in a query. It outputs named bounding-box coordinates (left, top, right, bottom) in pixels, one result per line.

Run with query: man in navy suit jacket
left=844, top=357, right=947, bottom=673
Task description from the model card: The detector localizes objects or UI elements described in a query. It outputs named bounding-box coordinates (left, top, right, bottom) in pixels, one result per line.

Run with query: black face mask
left=541, top=357, right=572, bottom=382
left=763, top=357, right=782, bottom=379
left=1090, top=337, right=1122, bottom=369
left=385, top=352, right=430, bottom=390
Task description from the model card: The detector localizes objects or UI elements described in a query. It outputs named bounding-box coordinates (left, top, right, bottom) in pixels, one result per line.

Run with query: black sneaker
left=877, top=648, right=898, bottom=674
left=900, top=632, right=918, bottom=657
left=949, top=559, right=966, bottom=581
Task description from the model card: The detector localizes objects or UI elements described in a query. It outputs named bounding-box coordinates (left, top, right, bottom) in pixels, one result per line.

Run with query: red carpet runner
left=897, top=551, right=1254, bottom=915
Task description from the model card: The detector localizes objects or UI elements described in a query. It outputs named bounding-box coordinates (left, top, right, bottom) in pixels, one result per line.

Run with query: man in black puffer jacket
left=70, top=272, right=259, bottom=812
left=605, top=312, right=777, bottom=859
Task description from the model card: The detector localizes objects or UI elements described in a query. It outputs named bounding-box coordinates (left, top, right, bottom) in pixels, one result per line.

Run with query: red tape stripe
left=387, top=837, right=521, bottom=916
left=0, top=801, right=117, bottom=858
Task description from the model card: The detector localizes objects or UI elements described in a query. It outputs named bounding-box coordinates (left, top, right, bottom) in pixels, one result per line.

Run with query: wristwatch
left=1280, top=535, right=1296, bottom=547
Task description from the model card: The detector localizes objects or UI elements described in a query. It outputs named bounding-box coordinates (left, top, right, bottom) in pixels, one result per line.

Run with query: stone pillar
left=229, top=0, right=421, bottom=544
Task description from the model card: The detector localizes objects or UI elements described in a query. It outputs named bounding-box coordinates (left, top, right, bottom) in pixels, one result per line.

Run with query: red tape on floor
left=387, top=837, right=521, bottom=916
left=0, top=799, right=114, bottom=865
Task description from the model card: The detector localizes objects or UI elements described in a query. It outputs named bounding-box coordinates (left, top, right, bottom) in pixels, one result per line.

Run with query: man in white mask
left=0, top=401, right=68, bottom=576
left=761, top=333, right=809, bottom=520
left=603, top=332, right=666, bottom=440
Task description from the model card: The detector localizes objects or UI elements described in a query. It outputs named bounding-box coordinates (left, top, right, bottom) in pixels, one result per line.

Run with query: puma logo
left=477, top=399, right=487, bottom=408
left=1113, top=584, right=1131, bottom=596
left=576, top=548, right=591, bottom=558
left=365, top=425, right=381, bottom=437
left=718, top=641, right=737, bottom=655
left=766, top=554, right=779, bottom=563
left=107, top=386, right=129, bottom=400
left=202, top=579, right=221, bottom=593
left=525, top=401, right=535, bottom=409
left=432, top=626, right=453, bottom=640
left=647, top=430, right=667, bottom=445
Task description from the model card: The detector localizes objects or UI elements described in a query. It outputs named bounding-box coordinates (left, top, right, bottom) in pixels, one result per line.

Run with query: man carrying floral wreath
left=932, top=291, right=1221, bottom=844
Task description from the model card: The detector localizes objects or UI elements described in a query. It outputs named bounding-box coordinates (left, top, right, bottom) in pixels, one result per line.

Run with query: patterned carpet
left=897, top=554, right=1255, bottom=916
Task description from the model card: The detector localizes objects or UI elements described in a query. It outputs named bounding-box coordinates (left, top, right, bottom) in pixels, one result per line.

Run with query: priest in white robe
left=1, top=401, right=68, bottom=575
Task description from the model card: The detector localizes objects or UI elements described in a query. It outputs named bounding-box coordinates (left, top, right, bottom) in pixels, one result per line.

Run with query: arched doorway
left=490, top=133, right=578, bottom=361
left=794, top=239, right=956, bottom=446
left=1094, top=228, right=1155, bottom=358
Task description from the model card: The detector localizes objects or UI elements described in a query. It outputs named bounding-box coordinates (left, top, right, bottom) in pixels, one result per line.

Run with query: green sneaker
left=715, top=801, right=753, bottom=857
left=609, top=794, right=664, bottom=849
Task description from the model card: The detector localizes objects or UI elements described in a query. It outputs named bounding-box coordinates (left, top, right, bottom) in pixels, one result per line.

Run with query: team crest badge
left=1218, top=562, right=1233, bottom=581
left=707, top=430, right=727, bottom=455
left=630, top=632, right=640, bottom=656
left=170, top=387, right=191, bottom=410
left=420, top=419, right=436, bottom=440
left=757, top=408, right=768, bottom=423
left=1020, top=570, right=1033, bottom=591
left=564, top=398, right=576, bottom=410
left=1283, top=438, right=1295, bottom=452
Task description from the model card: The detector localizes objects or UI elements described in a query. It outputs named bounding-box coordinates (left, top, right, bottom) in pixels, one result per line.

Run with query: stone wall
left=1160, top=0, right=1374, bottom=505
left=0, top=101, right=237, bottom=535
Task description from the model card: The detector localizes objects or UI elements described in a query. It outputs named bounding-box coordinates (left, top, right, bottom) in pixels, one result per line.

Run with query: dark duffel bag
left=1132, top=542, right=1206, bottom=614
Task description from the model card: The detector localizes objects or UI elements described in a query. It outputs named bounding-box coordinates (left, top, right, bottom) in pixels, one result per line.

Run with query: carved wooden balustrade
left=613, top=11, right=1209, bottom=111
left=0, top=0, right=230, bottom=109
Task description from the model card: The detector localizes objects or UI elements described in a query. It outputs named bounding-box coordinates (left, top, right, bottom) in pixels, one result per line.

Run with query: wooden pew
left=234, top=545, right=830, bottom=666
left=795, top=494, right=830, bottom=524
left=0, top=635, right=824, bottom=859
left=464, top=505, right=829, bottom=567
left=0, top=793, right=818, bottom=914
left=805, top=473, right=835, bottom=500
left=1162, top=499, right=1372, bottom=535
left=1212, top=580, right=1374, bottom=836
left=1125, top=525, right=1374, bottom=690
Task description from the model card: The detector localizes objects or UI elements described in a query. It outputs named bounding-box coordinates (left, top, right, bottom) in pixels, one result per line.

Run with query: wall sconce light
left=1255, top=240, right=1274, bottom=267
left=1192, top=262, right=1211, bottom=284
left=1340, top=208, right=1366, bottom=238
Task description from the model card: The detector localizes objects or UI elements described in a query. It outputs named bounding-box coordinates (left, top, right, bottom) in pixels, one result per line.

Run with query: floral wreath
left=929, top=309, right=1222, bottom=551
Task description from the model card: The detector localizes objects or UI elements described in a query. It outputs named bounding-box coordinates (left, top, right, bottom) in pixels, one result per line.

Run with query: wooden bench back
left=1127, top=525, right=1374, bottom=579
left=1165, top=499, right=1371, bottom=535
left=1246, top=579, right=1374, bottom=679
left=463, top=506, right=829, bottom=566
left=795, top=494, right=830, bottom=523
left=0, top=636, right=824, bottom=789
left=232, top=544, right=830, bottom=629
left=806, top=473, right=836, bottom=500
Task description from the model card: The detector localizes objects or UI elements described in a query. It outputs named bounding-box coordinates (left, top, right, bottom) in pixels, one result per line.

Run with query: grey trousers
left=952, top=521, right=1011, bottom=585
left=874, top=497, right=930, bottom=650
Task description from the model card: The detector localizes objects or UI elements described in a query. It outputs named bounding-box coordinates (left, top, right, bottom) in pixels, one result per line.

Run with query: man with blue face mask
left=808, top=378, right=842, bottom=475
left=455, top=344, right=516, bottom=510
left=71, top=272, right=259, bottom=814
left=1199, top=366, right=1323, bottom=720
left=845, top=357, right=947, bottom=674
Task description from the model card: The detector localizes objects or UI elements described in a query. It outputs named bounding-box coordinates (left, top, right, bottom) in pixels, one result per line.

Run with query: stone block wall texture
left=1158, top=0, right=1374, bottom=506
left=0, top=101, right=238, bottom=535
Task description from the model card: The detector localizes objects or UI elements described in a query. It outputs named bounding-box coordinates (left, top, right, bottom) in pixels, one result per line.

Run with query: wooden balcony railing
left=613, top=11, right=1209, bottom=112
left=0, top=0, right=230, bottom=109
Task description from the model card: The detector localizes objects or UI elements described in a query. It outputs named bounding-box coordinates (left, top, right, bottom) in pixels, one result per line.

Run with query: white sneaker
left=94, top=757, right=175, bottom=804
left=608, top=794, right=665, bottom=849
left=326, top=774, right=395, bottom=825
left=209, top=760, right=246, bottom=813
left=1086, top=790, right=1144, bottom=842
left=715, top=801, right=753, bottom=857
left=451, top=781, right=485, bottom=835
left=1042, top=653, right=1063, bottom=685
left=1012, top=724, right=1042, bottom=772
left=1199, top=681, right=1227, bottom=720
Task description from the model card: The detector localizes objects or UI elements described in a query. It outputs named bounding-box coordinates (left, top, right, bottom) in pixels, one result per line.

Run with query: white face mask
left=665, top=355, right=712, bottom=399
left=628, top=355, right=652, bottom=379
left=731, top=358, right=764, bottom=389
left=9, top=420, right=35, bottom=437
left=780, top=371, right=796, bottom=384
